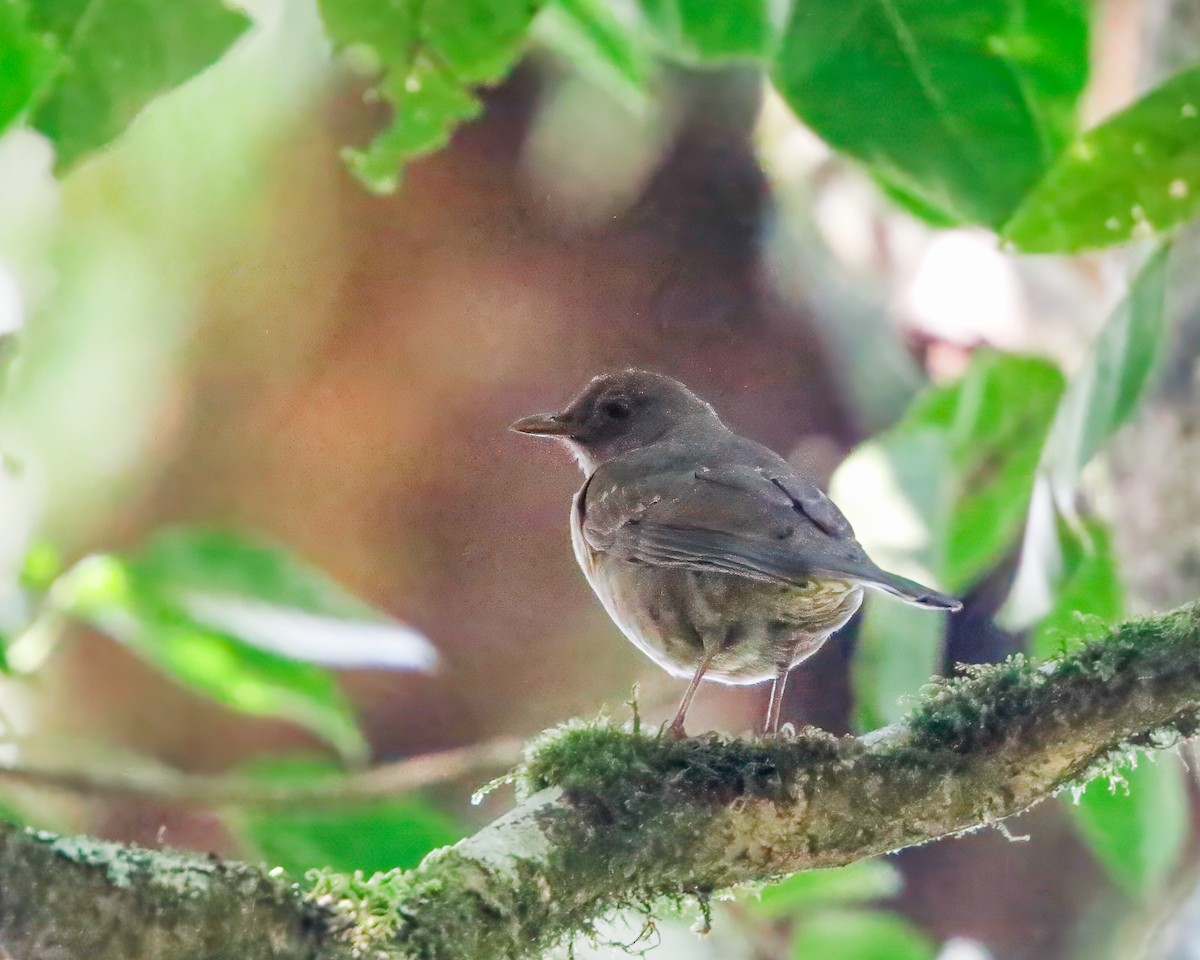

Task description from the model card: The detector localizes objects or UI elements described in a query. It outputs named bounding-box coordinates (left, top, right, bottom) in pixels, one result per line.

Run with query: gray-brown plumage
left=512, top=370, right=960, bottom=736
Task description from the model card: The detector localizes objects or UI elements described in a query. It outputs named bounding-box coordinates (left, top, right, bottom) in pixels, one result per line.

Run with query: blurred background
left=2, top=0, right=1200, bottom=957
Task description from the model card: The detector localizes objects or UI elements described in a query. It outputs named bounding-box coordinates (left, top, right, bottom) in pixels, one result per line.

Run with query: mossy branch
left=5, top=604, right=1200, bottom=960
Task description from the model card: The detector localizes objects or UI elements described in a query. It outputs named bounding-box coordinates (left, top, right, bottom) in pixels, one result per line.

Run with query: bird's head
left=511, top=369, right=720, bottom=473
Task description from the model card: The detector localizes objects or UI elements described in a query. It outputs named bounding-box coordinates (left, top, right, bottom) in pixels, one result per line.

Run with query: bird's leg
left=764, top=661, right=792, bottom=736
left=669, top=653, right=713, bottom=739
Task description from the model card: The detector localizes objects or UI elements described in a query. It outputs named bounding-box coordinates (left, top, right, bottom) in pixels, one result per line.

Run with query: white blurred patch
left=900, top=231, right=1025, bottom=347
left=937, top=938, right=993, bottom=960
left=179, top=592, right=438, bottom=671
left=0, top=467, right=40, bottom=637
left=521, top=74, right=675, bottom=230
left=0, top=264, right=21, bottom=335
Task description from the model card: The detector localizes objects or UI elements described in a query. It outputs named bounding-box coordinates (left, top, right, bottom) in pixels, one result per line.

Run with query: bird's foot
left=664, top=719, right=688, bottom=740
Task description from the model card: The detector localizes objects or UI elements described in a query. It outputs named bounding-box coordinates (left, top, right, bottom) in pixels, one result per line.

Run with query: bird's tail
left=862, top=569, right=962, bottom=611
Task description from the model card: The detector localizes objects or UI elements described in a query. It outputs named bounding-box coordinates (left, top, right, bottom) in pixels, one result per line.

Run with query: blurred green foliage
left=1072, top=758, right=1189, bottom=900
left=789, top=910, right=936, bottom=960
left=235, top=759, right=461, bottom=874
left=319, top=0, right=541, bottom=191
left=9, top=528, right=436, bottom=763
left=8, top=0, right=250, bottom=169
left=754, top=861, right=903, bottom=916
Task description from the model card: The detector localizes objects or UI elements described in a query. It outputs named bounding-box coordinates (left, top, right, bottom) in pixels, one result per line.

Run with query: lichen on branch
left=4, top=604, right=1200, bottom=960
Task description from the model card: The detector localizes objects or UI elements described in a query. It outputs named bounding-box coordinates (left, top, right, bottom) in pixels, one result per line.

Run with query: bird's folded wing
left=583, top=463, right=868, bottom=585
left=612, top=523, right=864, bottom=585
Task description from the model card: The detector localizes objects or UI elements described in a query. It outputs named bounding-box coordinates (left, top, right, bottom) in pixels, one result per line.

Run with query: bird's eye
left=602, top=398, right=632, bottom=420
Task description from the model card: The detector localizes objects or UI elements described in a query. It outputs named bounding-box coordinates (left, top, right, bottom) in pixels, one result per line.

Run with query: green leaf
left=638, top=0, right=775, bottom=62
left=234, top=758, right=461, bottom=874
left=52, top=555, right=369, bottom=762
left=126, top=527, right=436, bottom=670
left=1072, top=756, right=1189, bottom=899
left=933, top=354, right=1065, bottom=590
left=772, top=0, right=1090, bottom=226
left=318, top=0, right=540, bottom=192
left=1028, top=517, right=1122, bottom=660
left=26, top=0, right=251, bottom=170
left=791, top=910, right=936, bottom=960
left=1004, top=69, right=1200, bottom=252
left=755, top=861, right=903, bottom=917
left=0, top=0, right=60, bottom=132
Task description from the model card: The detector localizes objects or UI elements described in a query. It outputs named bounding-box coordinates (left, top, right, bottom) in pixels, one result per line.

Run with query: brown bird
left=513, top=370, right=960, bottom=737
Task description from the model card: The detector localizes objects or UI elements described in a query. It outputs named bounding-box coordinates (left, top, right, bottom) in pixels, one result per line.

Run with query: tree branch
left=4, top=604, right=1200, bottom=960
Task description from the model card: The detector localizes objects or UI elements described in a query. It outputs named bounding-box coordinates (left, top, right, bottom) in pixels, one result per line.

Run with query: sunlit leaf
left=1072, top=756, right=1189, bottom=899
left=318, top=0, right=540, bottom=191
left=52, top=554, right=369, bottom=762
left=233, top=758, right=461, bottom=874
left=0, top=0, right=59, bottom=133
left=754, top=861, right=903, bottom=917
left=772, top=0, right=1090, bottom=226
left=791, top=910, right=936, bottom=960
left=26, top=0, right=251, bottom=169
left=638, top=0, right=775, bottom=61
left=1004, top=69, right=1200, bottom=252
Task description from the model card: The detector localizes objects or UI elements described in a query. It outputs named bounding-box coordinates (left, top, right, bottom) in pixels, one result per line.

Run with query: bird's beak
left=510, top=412, right=574, bottom=437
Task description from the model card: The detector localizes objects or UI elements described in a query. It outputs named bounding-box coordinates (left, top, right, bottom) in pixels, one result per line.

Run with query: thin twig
left=0, top=736, right=525, bottom=808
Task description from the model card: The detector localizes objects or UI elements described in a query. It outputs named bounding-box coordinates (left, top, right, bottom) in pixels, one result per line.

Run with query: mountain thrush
left=513, top=370, right=960, bottom=737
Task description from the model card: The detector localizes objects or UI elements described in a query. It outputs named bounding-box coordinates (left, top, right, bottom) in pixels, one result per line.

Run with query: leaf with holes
left=1005, top=69, right=1200, bottom=251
